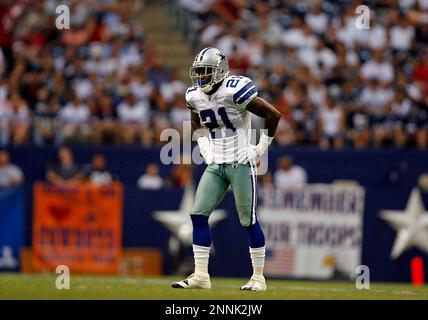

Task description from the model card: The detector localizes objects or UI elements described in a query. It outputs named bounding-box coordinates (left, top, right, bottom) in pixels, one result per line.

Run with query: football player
left=171, top=47, right=281, bottom=291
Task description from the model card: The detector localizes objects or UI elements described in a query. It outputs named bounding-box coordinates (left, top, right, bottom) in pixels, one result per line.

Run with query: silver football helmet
left=190, top=47, right=229, bottom=93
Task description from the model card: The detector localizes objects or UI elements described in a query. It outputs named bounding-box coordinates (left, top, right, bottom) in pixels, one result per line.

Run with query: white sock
left=193, top=244, right=210, bottom=275
left=249, top=246, right=265, bottom=277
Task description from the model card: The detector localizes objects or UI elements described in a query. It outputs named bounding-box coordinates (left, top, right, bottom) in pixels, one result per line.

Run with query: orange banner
left=32, top=182, right=123, bottom=274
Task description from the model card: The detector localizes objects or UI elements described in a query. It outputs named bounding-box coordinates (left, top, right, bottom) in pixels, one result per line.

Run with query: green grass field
left=1, top=274, right=428, bottom=300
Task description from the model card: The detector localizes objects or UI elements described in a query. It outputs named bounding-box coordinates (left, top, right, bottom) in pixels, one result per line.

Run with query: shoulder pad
left=224, top=76, right=258, bottom=106
left=185, top=86, right=198, bottom=112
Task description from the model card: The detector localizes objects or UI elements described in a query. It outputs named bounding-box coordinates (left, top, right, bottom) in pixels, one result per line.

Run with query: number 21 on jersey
left=199, top=76, right=243, bottom=136
left=200, top=107, right=236, bottom=135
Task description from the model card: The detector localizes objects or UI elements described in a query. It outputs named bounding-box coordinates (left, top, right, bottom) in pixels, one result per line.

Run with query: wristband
left=259, top=133, right=274, bottom=146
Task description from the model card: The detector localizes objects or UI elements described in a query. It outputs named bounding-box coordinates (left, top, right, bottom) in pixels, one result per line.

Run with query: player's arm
left=237, top=97, right=282, bottom=164
left=186, top=89, right=206, bottom=138
left=191, top=110, right=203, bottom=136
left=189, top=106, right=213, bottom=164
left=246, top=97, right=282, bottom=138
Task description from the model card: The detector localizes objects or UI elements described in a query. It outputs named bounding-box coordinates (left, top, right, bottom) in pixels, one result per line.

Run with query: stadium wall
left=5, top=146, right=428, bottom=282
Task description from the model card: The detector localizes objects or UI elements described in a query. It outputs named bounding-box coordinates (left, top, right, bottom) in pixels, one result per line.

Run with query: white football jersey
left=186, top=75, right=258, bottom=164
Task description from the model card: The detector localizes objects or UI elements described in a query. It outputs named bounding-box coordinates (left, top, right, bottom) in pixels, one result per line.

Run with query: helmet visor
left=190, top=66, right=215, bottom=87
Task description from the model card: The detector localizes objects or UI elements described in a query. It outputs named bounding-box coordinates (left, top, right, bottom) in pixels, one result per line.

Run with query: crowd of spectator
left=137, top=159, right=193, bottom=190
left=176, top=0, right=428, bottom=149
left=0, top=0, right=188, bottom=147
left=0, top=144, right=309, bottom=193
left=46, top=146, right=119, bottom=186
left=43, top=146, right=193, bottom=190
left=1, top=0, right=427, bottom=150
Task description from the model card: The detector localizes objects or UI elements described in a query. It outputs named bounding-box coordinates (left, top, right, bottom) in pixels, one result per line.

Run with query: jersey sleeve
left=232, top=77, right=258, bottom=110
left=185, top=86, right=198, bottom=113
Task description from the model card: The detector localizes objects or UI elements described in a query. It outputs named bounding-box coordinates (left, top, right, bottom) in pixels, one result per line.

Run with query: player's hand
left=197, top=136, right=214, bottom=165
left=237, top=133, right=273, bottom=164
left=237, top=144, right=259, bottom=165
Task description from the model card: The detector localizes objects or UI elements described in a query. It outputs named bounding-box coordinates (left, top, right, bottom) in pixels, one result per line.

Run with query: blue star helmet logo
left=217, top=52, right=226, bottom=61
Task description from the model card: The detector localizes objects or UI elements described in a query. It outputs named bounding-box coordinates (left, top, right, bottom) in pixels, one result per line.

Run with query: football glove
left=197, top=136, right=214, bottom=165
left=237, top=133, right=273, bottom=165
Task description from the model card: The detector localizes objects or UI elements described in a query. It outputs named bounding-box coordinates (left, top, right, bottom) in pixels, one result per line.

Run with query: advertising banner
left=259, top=184, right=365, bottom=279
left=33, top=182, right=123, bottom=273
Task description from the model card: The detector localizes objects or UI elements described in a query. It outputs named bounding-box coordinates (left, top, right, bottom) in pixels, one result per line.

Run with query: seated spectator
left=346, top=103, right=372, bottom=149
left=170, top=95, right=190, bottom=130
left=412, top=96, right=428, bottom=149
left=389, top=13, right=415, bottom=52
left=117, top=90, right=150, bottom=144
left=392, top=90, right=413, bottom=119
left=360, top=50, right=394, bottom=84
left=0, top=92, right=12, bottom=147
left=216, top=25, right=248, bottom=57
left=33, top=92, right=60, bottom=146
left=147, top=56, right=171, bottom=89
left=91, top=93, right=119, bottom=144
left=305, top=3, right=328, bottom=35
left=228, top=45, right=251, bottom=75
left=389, top=90, right=415, bottom=148
left=293, top=100, right=318, bottom=145
left=412, top=51, right=428, bottom=84
left=159, top=69, right=186, bottom=105
left=274, top=156, right=307, bottom=191
left=9, top=92, right=31, bottom=145
left=83, top=153, right=118, bottom=185
left=46, top=146, right=83, bottom=185
left=129, top=73, right=154, bottom=104
left=0, top=92, right=30, bottom=146
left=200, top=15, right=226, bottom=47
left=138, top=163, right=164, bottom=190
left=319, top=96, right=345, bottom=149
left=178, top=0, right=215, bottom=17
left=0, top=150, right=24, bottom=188
left=152, top=97, right=173, bottom=146
left=57, top=93, right=91, bottom=144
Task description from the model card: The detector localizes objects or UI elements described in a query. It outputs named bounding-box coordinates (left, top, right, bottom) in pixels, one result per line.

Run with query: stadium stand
left=169, top=0, right=428, bottom=149
left=0, top=0, right=427, bottom=149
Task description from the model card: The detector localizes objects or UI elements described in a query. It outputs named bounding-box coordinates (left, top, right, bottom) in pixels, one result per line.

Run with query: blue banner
left=0, top=188, right=25, bottom=271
